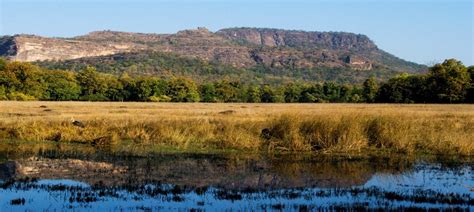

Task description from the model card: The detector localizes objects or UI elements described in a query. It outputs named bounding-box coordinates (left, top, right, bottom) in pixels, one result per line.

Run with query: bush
left=7, top=92, right=36, bottom=101
left=148, top=95, right=172, bottom=102
left=0, top=86, right=7, bottom=100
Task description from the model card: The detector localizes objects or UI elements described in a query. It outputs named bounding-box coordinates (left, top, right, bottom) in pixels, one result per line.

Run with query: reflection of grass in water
left=10, top=198, right=25, bottom=205
left=1, top=145, right=472, bottom=210
left=1, top=178, right=472, bottom=209
left=1, top=140, right=470, bottom=170
left=269, top=157, right=413, bottom=187
left=0, top=140, right=471, bottom=194
left=2, top=142, right=471, bottom=198
left=0, top=140, right=98, bottom=159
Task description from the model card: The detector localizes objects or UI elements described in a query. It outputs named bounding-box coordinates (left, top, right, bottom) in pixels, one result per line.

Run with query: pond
left=0, top=145, right=472, bottom=210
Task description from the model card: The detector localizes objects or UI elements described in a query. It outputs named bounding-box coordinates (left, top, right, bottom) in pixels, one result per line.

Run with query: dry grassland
left=0, top=102, right=472, bottom=155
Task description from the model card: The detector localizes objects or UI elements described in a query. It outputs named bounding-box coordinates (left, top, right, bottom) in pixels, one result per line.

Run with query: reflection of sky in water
left=0, top=163, right=472, bottom=211
left=364, top=163, right=473, bottom=197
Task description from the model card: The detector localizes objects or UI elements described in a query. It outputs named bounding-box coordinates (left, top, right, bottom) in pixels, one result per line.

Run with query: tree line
left=0, top=58, right=472, bottom=103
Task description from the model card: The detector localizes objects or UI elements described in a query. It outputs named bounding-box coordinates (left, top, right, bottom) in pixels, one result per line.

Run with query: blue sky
left=1, top=0, right=472, bottom=65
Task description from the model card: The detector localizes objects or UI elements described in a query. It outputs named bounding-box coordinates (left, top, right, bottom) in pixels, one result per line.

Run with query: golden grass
left=0, top=101, right=473, bottom=155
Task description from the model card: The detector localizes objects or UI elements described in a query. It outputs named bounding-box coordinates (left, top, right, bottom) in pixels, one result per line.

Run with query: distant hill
left=0, top=27, right=426, bottom=83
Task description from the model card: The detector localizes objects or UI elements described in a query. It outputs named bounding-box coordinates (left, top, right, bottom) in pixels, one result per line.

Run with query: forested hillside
left=35, top=51, right=402, bottom=84
left=1, top=28, right=427, bottom=84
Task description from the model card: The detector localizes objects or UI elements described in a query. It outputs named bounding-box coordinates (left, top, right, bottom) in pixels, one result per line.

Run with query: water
left=0, top=149, right=472, bottom=211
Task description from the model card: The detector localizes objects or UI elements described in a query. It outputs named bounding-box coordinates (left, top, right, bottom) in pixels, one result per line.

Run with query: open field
left=0, top=102, right=473, bottom=155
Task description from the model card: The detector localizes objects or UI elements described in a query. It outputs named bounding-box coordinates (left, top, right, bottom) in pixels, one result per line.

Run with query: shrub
left=148, top=95, right=172, bottom=102
left=7, top=92, right=36, bottom=101
left=0, top=86, right=7, bottom=100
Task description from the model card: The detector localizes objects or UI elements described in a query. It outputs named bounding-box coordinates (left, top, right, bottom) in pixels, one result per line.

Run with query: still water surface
left=0, top=149, right=472, bottom=211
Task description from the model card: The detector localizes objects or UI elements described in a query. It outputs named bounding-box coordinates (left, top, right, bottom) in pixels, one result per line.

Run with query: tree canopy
left=0, top=58, right=471, bottom=103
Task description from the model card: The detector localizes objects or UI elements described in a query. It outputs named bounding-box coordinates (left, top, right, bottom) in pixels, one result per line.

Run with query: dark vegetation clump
left=218, top=110, right=236, bottom=115
left=10, top=198, right=25, bottom=205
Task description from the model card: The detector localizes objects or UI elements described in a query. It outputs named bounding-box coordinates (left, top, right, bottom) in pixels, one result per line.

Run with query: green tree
left=44, top=70, right=81, bottom=100
left=426, top=59, right=470, bottom=103
left=323, top=82, right=341, bottom=102
left=134, top=77, right=154, bottom=101
left=245, top=86, right=261, bottom=103
left=0, top=64, right=20, bottom=92
left=200, top=83, right=218, bottom=102
left=283, top=83, right=302, bottom=103
left=1, top=62, right=47, bottom=99
left=260, top=85, right=284, bottom=103
left=363, top=76, right=378, bottom=103
left=260, top=85, right=274, bottom=103
left=376, top=73, right=427, bottom=103
left=167, top=77, right=200, bottom=102
left=118, top=72, right=135, bottom=101
left=104, top=75, right=125, bottom=101
left=76, top=66, right=109, bottom=101
left=299, top=84, right=325, bottom=103
left=214, top=80, right=241, bottom=102
left=465, top=66, right=474, bottom=103
left=133, top=77, right=168, bottom=101
left=339, top=84, right=354, bottom=102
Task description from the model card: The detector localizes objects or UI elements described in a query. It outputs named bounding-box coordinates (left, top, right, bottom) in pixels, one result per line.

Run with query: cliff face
left=0, top=27, right=424, bottom=73
left=216, top=28, right=377, bottom=51
left=0, top=35, right=143, bottom=62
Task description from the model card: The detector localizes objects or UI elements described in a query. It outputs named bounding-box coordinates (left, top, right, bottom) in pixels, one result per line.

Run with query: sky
left=0, top=0, right=472, bottom=66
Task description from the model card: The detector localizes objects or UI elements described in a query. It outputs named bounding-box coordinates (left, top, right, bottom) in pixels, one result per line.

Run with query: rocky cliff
left=0, top=35, right=144, bottom=62
left=0, top=27, right=425, bottom=73
left=216, top=28, right=377, bottom=50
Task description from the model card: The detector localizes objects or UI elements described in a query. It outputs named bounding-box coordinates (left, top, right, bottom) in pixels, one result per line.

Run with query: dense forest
left=0, top=58, right=472, bottom=103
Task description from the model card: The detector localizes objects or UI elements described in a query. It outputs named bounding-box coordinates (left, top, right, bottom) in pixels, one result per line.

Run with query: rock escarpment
left=0, top=35, right=143, bottom=62
left=0, top=27, right=424, bottom=73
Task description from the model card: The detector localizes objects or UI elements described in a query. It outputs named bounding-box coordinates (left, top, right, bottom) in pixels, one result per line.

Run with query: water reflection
left=0, top=144, right=472, bottom=210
